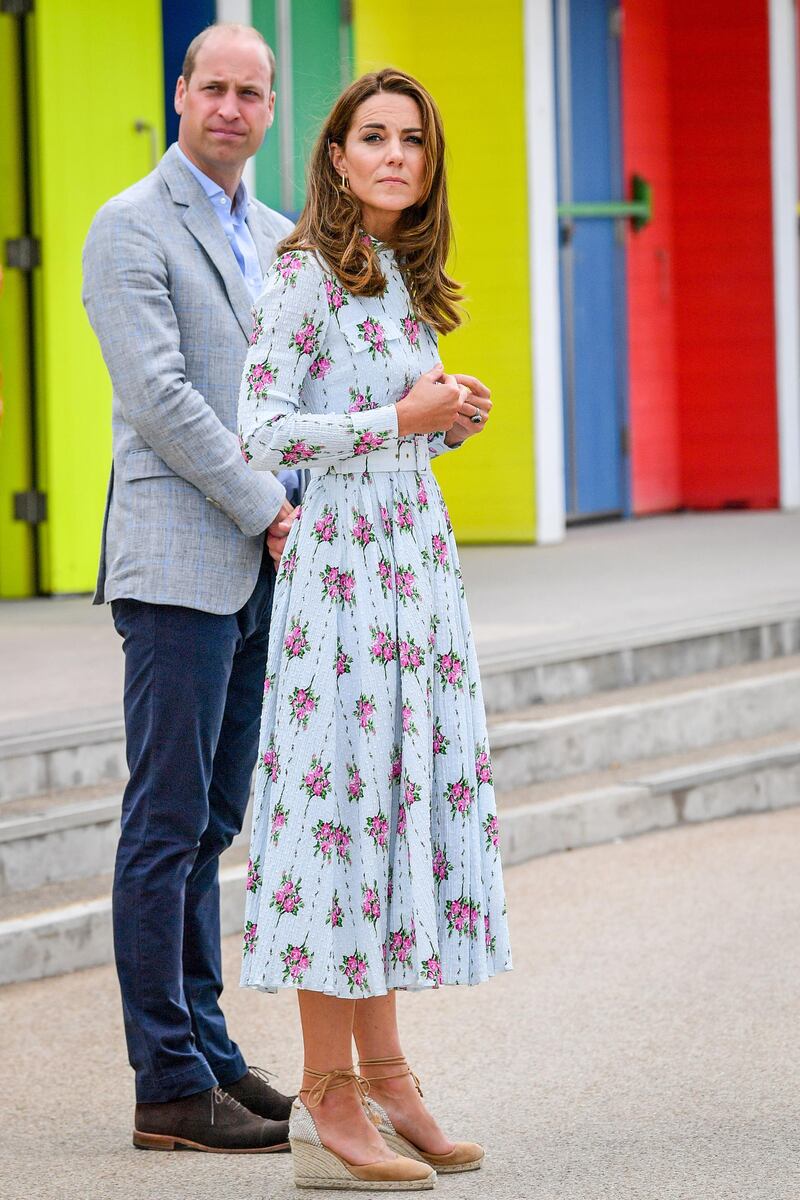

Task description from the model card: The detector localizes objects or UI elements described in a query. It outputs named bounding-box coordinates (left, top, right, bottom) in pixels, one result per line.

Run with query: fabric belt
left=317, top=435, right=431, bottom=475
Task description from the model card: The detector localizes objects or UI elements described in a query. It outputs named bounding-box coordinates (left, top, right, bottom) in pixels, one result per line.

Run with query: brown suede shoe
left=219, top=1066, right=295, bottom=1121
left=133, top=1086, right=290, bottom=1153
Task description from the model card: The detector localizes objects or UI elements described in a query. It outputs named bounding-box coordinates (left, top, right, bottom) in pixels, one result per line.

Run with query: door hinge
left=620, top=425, right=630, bottom=457
left=609, top=5, right=623, bottom=38
left=13, top=490, right=47, bottom=525
left=0, top=0, right=34, bottom=15
left=5, top=236, right=41, bottom=271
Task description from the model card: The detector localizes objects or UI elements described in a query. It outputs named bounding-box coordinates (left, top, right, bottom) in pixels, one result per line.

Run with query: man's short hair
left=182, top=23, right=277, bottom=88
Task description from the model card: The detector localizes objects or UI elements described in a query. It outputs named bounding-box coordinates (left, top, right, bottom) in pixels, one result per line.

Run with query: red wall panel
left=622, top=0, right=682, bottom=513
left=668, top=0, right=779, bottom=508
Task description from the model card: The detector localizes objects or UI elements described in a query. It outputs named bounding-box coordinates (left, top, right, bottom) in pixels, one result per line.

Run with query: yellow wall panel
left=30, top=0, right=164, bottom=592
left=354, top=1, right=535, bottom=542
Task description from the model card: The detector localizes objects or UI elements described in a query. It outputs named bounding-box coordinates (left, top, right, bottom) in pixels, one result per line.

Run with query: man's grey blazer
left=83, top=143, right=292, bottom=615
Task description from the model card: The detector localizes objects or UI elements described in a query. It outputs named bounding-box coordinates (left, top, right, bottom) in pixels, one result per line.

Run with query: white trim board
left=524, top=0, right=566, bottom=542
left=216, top=0, right=257, bottom=196
left=769, top=0, right=800, bottom=509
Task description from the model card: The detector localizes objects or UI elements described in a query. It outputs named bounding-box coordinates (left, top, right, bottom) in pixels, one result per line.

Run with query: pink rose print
left=339, top=950, right=370, bottom=994
left=351, top=511, right=374, bottom=548
left=431, top=533, right=450, bottom=570
left=270, top=800, right=288, bottom=845
left=401, top=704, right=417, bottom=736
left=432, top=845, right=452, bottom=889
left=320, top=566, right=356, bottom=606
left=365, top=810, right=389, bottom=849
left=398, top=637, right=425, bottom=674
left=284, top=619, right=310, bottom=660
left=289, top=685, right=318, bottom=728
left=275, top=250, right=304, bottom=285
left=361, top=882, right=381, bottom=927
left=289, top=313, right=322, bottom=360
left=395, top=499, right=414, bottom=530
left=396, top=803, right=408, bottom=838
left=432, top=719, right=449, bottom=757
left=347, top=385, right=375, bottom=412
left=401, top=312, right=420, bottom=347
left=303, top=756, right=332, bottom=801
left=313, top=819, right=352, bottom=863
left=445, top=896, right=481, bottom=940
left=403, top=775, right=422, bottom=808
left=312, top=507, right=337, bottom=545
left=327, top=890, right=344, bottom=928
left=444, top=504, right=453, bottom=533
left=353, top=429, right=388, bottom=457
left=387, top=923, right=416, bottom=966
left=263, top=673, right=274, bottom=697
left=484, top=915, right=497, bottom=955
left=260, top=740, right=280, bottom=783
left=239, top=433, right=252, bottom=463
left=246, top=856, right=261, bottom=893
left=335, top=638, right=352, bottom=677
left=249, top=308, right=264, bottom=345
left=475, top=746, right=493, bottom=787
left=243, top=920, right=258, bottom=955
left=388, top=746, right=402, bottom=785
left=279, top=547, right=298, bottom=581
left=483, top=812, right=500, bottom=852
left=246, top=358, right=277, bottom=398
left=377, top=556, right=394, bottom=597
left=324, top=277, right=349, bottom=312
left=369, top=625, right=397, bottom=670
left=270, top=874, right=304, bottom=919
left=416, top=476, right=429, bottom=510
left=394, top=565, right=419, bottom=605
left=355, top=694, right=377, bottom=735
left=280, top=438, right=322, bottom=466
left=380, top=505, right=393, bottom=536
left=309, top=354, right=333, bottom=380
left=446, top=776, right=475, bottom=818
left=281, top=940, right=313, bottom=984
left=423, top=955, right=443, bottom=986
left=357, top=317, right=390, bottom=359
left=436, top=649, right=465, bottom=690
left=346, top=762, right=365, bottom=802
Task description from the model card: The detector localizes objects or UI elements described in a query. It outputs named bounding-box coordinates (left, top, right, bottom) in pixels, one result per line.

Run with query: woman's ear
left=329, top=140, right=345, bottom=176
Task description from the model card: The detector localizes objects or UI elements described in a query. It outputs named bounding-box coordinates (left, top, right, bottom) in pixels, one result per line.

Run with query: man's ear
left=265, top=90, right=276, bottom=129
left=174, top=76, right=186, bottom=116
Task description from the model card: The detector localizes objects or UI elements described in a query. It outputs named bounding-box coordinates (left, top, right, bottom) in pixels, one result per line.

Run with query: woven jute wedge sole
left=291, top=1138, right=436, bottom=1190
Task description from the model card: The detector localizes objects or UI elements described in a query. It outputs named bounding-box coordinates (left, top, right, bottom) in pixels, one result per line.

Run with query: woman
left=238, top=68, right=511, bottom=1190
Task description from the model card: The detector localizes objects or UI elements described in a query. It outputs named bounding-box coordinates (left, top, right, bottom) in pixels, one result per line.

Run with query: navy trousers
left=111, top=553, right=275, bottom=1103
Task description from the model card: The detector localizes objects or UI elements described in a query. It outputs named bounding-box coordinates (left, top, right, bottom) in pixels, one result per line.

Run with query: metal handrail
left=558, top=173, right=653, bottom=231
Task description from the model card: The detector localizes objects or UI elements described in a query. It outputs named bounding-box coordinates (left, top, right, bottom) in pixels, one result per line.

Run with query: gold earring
left=340, top=173, right=348, bottom=190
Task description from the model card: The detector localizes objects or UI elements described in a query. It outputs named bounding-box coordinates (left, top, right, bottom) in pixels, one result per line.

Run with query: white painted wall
left=216, top=0, right=257, bottom=195
left=524, top=0, right=566, bottom=542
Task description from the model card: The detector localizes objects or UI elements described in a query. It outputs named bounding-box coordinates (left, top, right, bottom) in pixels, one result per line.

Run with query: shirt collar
left=176, top=145, right=251, bottom=222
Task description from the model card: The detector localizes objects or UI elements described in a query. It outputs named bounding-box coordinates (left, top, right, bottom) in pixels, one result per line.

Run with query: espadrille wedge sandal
left=359, top=1056, right=485, bottom=1174
left=290, top=1068, right=436, bottom=1191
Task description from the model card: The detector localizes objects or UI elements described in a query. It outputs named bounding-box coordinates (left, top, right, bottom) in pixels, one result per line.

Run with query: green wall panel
left=0, top=17, right=34, bottom=597
left=30, top=0, right=164, bottom=593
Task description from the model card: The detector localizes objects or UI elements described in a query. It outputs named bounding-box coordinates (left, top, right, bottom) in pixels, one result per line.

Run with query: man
left=83, top=23, right=298, bottom=1153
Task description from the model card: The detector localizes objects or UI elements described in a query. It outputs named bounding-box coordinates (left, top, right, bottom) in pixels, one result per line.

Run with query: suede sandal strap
left=358, top=1055, right=423, bottom=1098
left=301, top=1066, right=371, bottom=1109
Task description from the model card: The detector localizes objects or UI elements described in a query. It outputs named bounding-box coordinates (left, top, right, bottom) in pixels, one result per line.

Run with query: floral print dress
left=238, top=243, right=511, bottom=998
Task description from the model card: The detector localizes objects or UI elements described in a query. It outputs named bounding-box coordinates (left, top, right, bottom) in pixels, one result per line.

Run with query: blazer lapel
left=159, top=145, right=254, bottom=341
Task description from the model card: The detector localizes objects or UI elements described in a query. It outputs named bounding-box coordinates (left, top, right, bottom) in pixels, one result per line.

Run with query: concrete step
left=2, top=605, right=799, bottom=805
left=488, top=656, right=800, bottom=790
left=1, top=736, right=798, bottom=986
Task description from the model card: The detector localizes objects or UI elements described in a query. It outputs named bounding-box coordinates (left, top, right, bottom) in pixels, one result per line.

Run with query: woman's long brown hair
left=276, top=68, right=463, bottom=335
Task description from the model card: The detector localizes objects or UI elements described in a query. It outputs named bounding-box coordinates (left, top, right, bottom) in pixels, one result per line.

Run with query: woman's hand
left=266, top=500, right=296, bottom=568
left=444, top=374, right=492, bottom=446
left=395, top=365, right=470, bottom=437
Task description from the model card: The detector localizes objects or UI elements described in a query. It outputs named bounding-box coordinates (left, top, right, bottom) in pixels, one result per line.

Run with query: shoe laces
left=247, top=1065, right=277, bottom=1085
left=210, top=1085, right=248, bottom=1125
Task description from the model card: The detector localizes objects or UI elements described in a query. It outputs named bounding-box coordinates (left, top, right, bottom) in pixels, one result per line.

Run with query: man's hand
left=444, top=374, right=492, bottom=447
left=266, top=500, right=296, bottom=569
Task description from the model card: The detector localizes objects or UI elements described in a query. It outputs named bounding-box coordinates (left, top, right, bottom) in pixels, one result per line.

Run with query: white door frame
left=769, top=0, right=800, bottom=509
left=524, top=0, right=566, bottom=542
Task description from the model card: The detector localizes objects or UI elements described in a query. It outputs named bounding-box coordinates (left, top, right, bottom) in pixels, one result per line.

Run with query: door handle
left=558, top=173, right=652, bottom=231
left=134, top=119, right=159, bottom=171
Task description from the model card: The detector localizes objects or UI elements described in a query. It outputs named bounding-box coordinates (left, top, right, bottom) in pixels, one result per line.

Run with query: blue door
left=554, top=0, right=629, bottom=520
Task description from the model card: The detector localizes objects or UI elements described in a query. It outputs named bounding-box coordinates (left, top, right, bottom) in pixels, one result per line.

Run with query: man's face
left=175, top=31, right=275, bottom=175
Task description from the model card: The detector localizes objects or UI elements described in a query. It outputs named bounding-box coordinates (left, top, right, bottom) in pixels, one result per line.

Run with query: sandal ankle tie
left=358, top=1055, right=423, bottom=1098
left=302, top=1066, right=371, bottom=1109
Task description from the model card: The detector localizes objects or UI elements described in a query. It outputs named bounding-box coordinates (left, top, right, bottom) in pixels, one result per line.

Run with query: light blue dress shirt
left=177, top=146, right=301, bottom=501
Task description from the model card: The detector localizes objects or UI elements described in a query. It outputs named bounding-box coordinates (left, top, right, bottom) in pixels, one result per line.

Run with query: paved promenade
left=2, top=510, right=800, bottom=728
left=1, top=806, right=797, bottom=1200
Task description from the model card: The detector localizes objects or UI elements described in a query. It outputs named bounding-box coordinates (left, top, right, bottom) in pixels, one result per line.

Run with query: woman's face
left=331, top=92, right=426, bottom=234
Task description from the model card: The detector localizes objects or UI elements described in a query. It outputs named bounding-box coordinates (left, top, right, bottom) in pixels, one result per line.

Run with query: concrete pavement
left=1, top=806, right=798, bottom=1200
